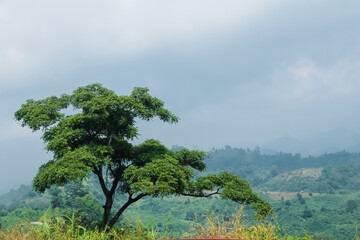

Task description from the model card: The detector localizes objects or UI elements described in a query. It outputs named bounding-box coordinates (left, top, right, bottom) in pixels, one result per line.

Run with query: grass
left=0, top=209, right=314, bottom=240
left=0, top=213, right=156, bottom=240
left=190, top=207, right=313, bottom=240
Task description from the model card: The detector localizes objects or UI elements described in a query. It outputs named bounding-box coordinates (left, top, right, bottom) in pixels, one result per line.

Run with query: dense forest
left=2, top=147, right=360, bottom=239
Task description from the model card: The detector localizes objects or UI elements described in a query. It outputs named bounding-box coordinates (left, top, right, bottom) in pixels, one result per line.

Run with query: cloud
left=270, top=57, right=360, bottom=104
left=0, top=0, right=278, bottom=92
left=164, top=54, right=360, bottom=149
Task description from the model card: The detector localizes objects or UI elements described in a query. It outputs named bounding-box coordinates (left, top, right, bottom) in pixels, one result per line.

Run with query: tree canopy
left=15, top=83, right=272, bottom=227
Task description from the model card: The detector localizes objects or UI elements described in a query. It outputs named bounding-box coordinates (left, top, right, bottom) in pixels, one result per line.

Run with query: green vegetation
left=13, top=83, right=271, bottom=229
left=3, top=84, right=360, bottom=238
left=0, top=208, right=312, bottom=240
left=3, top=147, right=360, bottom=238
left=205, top=147, right=360, bottom=239
left=270, top=192, right=360, bottom=239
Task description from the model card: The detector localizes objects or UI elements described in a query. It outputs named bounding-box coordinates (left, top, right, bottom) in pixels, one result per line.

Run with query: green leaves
left=33, top=148, right=92, bottom=192
left=124, top=156, right=193, bottom=196
left=128, top=87, right=179, bottom=123
left=173, top=149, right=206, bottom=171
left=15, top=83, right=182, bottom=193
left=33, top=144, right=114, bottom=193
left=14, top=95, right=70, bottom=131
left=186, top=172, right=273, bottom=219
left=132, top=139, right=170, bottom=166
left=124, top=155, right=272, bottom=218
left=15, top=83, right=273, bottom=227
left=71, top=83, right=120, bottom=117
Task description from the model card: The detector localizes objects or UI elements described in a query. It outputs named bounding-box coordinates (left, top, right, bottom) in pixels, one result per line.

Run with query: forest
left=1, top=148, right=360, bottom=239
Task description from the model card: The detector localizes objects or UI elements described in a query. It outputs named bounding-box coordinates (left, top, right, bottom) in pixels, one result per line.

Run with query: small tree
left=49, top=186, right=63, bottom=208
left=15, top=83, right=272, bottom=228
left=297, top=192, right=305, bottom=204
left=346, top=200, right=358, bottom=213
left=302, top=206, right=313, bottom=218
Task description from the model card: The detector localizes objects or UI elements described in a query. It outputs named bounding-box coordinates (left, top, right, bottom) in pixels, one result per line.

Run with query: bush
left=346, top=199, right=358, bottom=213
left=302, top=207, right=313, bottom=219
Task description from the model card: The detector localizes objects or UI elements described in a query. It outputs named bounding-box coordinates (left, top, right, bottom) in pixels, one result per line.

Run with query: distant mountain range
left=262, top=128, right=360, bottom=156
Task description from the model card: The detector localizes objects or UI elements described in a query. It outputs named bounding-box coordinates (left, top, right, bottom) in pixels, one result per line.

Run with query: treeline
left=205, top=146, right=360, bottom=171
left=203, top=147, right=360, bottom=194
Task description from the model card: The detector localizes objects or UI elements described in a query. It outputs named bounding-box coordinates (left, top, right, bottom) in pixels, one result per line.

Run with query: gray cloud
left=0, top=0, right=278, bottom=92
left=1, top=0, right=360, bottom=191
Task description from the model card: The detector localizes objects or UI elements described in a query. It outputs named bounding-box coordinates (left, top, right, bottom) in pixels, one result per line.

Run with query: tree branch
left=182, top=188, right=221, bottom=198
left=93, top=168, right=109, bottom=196
left=109, top=177, right=119, bottom=195
left=108, top=193, right=147, bottom=227
left=130, top=193, right=147, bottom=202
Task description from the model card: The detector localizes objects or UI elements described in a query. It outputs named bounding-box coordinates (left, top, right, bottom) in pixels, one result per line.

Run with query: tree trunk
left=94, top=169, right=114, bottom=228
left=102, top=195, right=113, bottom=227
left=108, top=193, right=146, bottom=228
left=108, top=199, right=132, bottom=228
left=94, top=167, right=122, bottom=228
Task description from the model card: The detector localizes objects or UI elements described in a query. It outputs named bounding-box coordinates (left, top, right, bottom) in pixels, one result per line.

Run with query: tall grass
left=0, top=209, right=314, bottom=240
left=190, top=208, right=313, bottom=240
left=0, top=213, right=158, bottom=240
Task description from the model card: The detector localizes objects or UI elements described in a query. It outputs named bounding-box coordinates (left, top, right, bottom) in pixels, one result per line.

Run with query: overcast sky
left=1, top=0, right=360, bottom=192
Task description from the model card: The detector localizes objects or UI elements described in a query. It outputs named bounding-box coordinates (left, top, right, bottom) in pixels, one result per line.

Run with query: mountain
left=346, top=144, right=360, bottom=153
left=263, top=128, right=360, bottom=156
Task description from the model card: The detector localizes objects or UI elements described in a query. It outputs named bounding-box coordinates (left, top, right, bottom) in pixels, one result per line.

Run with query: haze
left=1, top=0, right=360, bottom=193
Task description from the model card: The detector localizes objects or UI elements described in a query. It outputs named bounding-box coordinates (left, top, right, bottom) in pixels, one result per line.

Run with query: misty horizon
left=1, top=1, right=360, bottom=193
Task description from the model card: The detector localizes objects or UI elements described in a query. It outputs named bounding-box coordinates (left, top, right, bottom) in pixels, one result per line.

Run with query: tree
left=346, top=199, right=358, bottom=213
left=15, top=83, right=272, bottom=228
left=297, top=192, right=305, bottom=204
left=49, top=186, right=63, bottom=208
left=302, top=206, right=313, bottom=218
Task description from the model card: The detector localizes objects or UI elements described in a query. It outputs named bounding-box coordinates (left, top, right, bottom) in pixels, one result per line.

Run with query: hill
left=263, top=128, right=360, bottom=156
left=2, top=148, right=360, bottom=239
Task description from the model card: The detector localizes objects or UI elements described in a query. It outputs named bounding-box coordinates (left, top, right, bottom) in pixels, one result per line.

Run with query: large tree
left=15, top=83, right=272, bottom=228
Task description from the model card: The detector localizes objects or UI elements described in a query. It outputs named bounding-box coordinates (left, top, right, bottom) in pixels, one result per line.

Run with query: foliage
left=0, top=208, right=43, bottom=230
left=14, top=83, right=271, bottom=227
left=6, top=141, right=360, bottom=238
left=297, top=193, right=305, bottom=205
left=301, top=207, right=312, bottom=219
left=271, top=192, right=360, bottom=239
left=3, top=160, right=360, bottom=239
left=346, top=200, right=358, bottom=213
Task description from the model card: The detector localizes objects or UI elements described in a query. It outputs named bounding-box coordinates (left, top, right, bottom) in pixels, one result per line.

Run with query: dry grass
left=280, top=168, right=323, bottom=182
left=191, top=207, right=312, bottom=240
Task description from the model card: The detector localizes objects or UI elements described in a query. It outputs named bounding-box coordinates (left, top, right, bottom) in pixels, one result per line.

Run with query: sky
left=1, top=0, right=360, bottom=192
